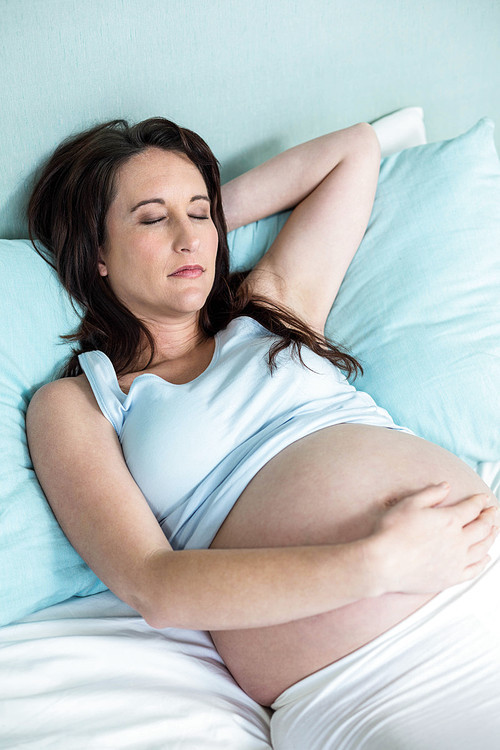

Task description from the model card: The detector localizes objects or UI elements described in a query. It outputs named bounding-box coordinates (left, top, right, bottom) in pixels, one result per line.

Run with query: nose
left=172, top=217, right=201, bottom=254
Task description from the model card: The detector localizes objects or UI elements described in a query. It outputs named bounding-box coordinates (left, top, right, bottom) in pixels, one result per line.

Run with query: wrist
left=358, top=535, right=393, bottom=599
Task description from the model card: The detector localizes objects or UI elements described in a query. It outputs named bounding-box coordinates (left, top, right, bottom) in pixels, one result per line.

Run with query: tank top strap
left=78, top=350, right=126, bottom=437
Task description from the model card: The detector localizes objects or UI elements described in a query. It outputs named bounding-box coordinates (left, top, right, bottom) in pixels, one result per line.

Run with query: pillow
left=228, top=118, right=500, bottom=469
left=0, top=240, right=107, bottom=626
left=370, top=106, right=427, bottom=157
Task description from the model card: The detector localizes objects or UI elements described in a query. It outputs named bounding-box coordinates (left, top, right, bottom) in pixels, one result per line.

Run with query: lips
left=168, top=265, right=204, bottom=278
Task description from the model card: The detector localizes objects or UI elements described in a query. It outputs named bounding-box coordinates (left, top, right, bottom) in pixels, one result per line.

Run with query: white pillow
left=371, top=106, right=427, bottom=156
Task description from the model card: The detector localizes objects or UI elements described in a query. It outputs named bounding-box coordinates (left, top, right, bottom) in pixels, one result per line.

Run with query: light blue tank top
left=79, top=316, right=412, bottom=550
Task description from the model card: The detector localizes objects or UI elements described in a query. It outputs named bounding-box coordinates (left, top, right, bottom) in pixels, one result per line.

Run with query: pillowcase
left=370, top=106, right=427, bottom=157
left=228, top=118, right=500, bottom=469
left=0, top=240, right=107, bottom=626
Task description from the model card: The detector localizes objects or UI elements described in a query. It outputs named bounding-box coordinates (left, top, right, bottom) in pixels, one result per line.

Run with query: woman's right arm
left=26, top=379, right=498, bottom=631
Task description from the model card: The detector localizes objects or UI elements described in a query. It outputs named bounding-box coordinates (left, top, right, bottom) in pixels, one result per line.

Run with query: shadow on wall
left=220, top=137, right=283, bottom=184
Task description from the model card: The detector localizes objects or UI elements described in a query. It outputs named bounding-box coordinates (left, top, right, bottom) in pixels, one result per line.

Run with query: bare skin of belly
left=209, top=423, right=496, bottom=706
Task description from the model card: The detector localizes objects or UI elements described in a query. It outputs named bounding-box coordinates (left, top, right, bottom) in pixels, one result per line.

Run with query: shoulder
left=29, top=374, right=91, bottom=408
left=26, top=373, right=123, bottom=483
left=27, top=374, right=108, bottom=430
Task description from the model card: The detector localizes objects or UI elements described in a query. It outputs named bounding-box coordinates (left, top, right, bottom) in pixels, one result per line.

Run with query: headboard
left=1, top=0, right=499, bottom=238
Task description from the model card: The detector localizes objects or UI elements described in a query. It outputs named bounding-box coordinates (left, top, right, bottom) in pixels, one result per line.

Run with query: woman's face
left=99, top=147, right=219, bottom=327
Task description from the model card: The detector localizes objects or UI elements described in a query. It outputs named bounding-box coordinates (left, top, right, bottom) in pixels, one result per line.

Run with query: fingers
left=464, top=506, right=500, bottom=545
left=407, top=482, right=452, bottom=507
left=398, top=484, right=498, bottom=531
left=453, top=493, right=498, bottom=527
left=462, top=554, right=492, bottom=581
left=466, top=524, right=499, bottom=563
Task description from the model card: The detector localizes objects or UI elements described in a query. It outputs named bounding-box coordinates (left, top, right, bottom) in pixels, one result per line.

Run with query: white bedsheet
left=0, top=592, right=272, bottom=749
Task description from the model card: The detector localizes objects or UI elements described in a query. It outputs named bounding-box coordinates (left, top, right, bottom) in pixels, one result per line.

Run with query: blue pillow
left=228, top=118, right=500, bottom=468
left=0, top=240, right=107, bottom=626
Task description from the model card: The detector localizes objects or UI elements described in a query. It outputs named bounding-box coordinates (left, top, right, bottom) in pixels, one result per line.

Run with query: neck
left=137, top=313, right=207, bottom=368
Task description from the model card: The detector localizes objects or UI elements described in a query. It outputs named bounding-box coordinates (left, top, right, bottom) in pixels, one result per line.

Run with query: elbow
left=142, top=610, right=169, bottom=630
left=133, top=549, right=180, bottom=630
left=137, top=594, right=173, bottom=630
left=121, top=591, right=164, bottom=629
left=335, top=122, right=381, bottom=169
left=354, top=122, right=381, bottom=158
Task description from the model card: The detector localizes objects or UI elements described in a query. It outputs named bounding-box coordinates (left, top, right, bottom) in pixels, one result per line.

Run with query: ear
left=98, top=250, right=108, bottom=277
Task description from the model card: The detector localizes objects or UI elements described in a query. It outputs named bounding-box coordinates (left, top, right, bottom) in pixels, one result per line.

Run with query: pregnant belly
left=209, top=423, right=495, bottom=706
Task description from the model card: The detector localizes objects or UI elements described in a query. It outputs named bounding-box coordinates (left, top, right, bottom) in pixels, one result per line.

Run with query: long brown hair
left=28, top=117, right=362, bottom=379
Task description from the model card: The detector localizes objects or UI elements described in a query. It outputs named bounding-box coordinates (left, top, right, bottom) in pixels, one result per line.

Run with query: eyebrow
left=130, top=195, right=210, bottom=213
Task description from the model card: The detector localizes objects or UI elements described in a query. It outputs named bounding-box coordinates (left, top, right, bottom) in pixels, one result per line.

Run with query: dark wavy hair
left=28, top=117, right=362, bottom=379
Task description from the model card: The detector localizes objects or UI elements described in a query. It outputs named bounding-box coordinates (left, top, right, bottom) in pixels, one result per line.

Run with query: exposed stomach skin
left=209, top=423, right=496, bottom=706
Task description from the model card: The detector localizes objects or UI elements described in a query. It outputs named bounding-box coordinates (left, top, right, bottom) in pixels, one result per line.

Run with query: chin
left=170, top=297, right=210, bottom=317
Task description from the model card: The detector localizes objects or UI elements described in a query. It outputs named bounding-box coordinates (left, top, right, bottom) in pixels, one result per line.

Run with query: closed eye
left=141, top=215, right=209, bottom=225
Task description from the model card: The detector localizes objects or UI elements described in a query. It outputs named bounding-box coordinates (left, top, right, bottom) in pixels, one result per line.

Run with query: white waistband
left=272, top=533, right=500, bottom=710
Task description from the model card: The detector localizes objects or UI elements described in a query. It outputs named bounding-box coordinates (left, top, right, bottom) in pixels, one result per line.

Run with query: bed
left=0, top=102, right=499, bottom=747
left=2, top=1, right=500, bottom=744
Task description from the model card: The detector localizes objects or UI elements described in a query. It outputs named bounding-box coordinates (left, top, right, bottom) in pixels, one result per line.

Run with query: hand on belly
left=209, top=424, right=496, bottom=705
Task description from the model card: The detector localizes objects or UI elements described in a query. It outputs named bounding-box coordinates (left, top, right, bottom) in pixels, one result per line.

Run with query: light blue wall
left=1, top=0, right=499, bottom=238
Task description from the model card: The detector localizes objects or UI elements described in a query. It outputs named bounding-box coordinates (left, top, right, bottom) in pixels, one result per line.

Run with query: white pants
left=271, top=537, right=500, bottom=749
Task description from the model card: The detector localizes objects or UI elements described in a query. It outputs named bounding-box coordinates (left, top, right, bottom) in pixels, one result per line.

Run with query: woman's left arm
left=222, top=123, right=380, bottom=332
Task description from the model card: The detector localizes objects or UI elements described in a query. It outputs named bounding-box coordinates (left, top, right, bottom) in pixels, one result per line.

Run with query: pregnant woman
left=26, top=117, right=500, bottom=748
